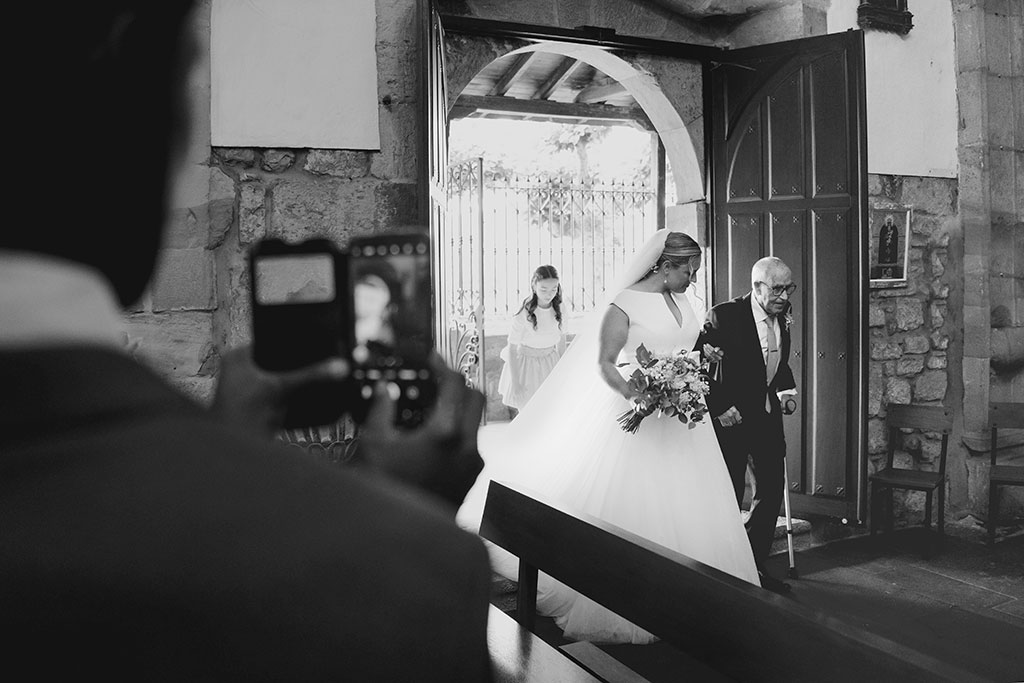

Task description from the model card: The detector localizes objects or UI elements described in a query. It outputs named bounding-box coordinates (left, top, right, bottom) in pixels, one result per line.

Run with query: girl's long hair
left=516, top=265, right=563, bottom=330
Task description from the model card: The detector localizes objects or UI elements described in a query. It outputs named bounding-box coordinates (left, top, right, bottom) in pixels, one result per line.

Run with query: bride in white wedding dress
left=457, top=229, right=759, bottom=644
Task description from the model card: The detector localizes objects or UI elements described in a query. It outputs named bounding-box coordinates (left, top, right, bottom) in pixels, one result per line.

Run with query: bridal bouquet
left=616, top=344, right=710, bottom=434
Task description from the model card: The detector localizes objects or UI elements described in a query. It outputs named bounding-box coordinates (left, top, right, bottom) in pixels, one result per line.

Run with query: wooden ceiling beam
left=453, top=94, right=654, bottom=130
left=575, top=81, right=628, bottom=104
left=488, top=52, right=536, bottom=97
left=532, top=57, right=581, bottom=100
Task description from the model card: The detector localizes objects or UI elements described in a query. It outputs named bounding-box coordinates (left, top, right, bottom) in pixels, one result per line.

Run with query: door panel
left=716, top=213, right=764, bottom=300
left=768, top=210, right=805, bottom=488
left=810, top=52, right=850, bottom=199
left=728, top=113, right=765, bottom=203
left=809, top=208, right=852, bottom=497
left=711, top=32, right=866, bottom=519
left=767, top=75, right=805, bottom=200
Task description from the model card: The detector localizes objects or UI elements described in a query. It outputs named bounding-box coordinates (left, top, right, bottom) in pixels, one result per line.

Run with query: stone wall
left=866, top=174, right=960, bottom=522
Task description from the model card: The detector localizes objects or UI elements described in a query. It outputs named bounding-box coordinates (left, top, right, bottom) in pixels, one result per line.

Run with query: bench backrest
left=479, top=480, right=984, bottom=683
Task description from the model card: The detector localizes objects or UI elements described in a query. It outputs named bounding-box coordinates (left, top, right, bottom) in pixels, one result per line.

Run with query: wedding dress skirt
left=458, top=289, right=759, bottom=644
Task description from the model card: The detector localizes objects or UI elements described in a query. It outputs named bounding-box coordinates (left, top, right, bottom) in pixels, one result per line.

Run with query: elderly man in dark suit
left=699, top=257, right=798, bottom=594
left=0, top=2, right=493, bottom=680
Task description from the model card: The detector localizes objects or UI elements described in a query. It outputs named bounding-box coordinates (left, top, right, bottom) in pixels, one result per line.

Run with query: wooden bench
left=488, top=604, right=601, bottom=682
left=480, top=480, right=987, bottom=683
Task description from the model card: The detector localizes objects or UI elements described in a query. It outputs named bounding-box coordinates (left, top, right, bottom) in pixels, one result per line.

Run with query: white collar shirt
left=0, top=250, right=127, bottom=350
left=750, top=292, right=780, bottom=367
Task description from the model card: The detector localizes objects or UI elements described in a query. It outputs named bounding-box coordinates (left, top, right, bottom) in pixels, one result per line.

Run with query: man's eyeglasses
left=757, top=282, right=797, bottom=297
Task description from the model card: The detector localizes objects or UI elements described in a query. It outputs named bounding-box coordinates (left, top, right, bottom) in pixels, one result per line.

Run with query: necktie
left=765, top=316, right=779, bottom=411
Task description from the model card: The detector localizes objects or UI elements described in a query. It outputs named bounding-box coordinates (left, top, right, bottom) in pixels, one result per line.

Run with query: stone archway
left=444, top=36, right=706, bottom=238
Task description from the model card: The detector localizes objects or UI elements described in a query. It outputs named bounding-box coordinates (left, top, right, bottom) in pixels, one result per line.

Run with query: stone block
left=123, top=311, right=213, bottom=380
left=370, top=102, right=420, bottom=181
left=984, top=11, right=1012, bottom=76
left=260, top=150, right=296, bottom=174
left=989, top=148, right=1015, bottom=220
left=306, top=150, right=372, bottom=179
left=914, top=369, right=948, bottom=402
left=963, top=254, right=988, bottom=306
left=871, top=340, right=903, bottom=360
left=375, top=0, right=419, bottom=101
left=869, top=301, right=887, bottom=327
left=905, top=247, right=926, bottom=284
left=957, top=147, right=989, bottom=210
left=868, top=362, right=884, bottom=415
left=239, top=182, right=266, bottom=245
left=468, top=0, right=557, bottom=25
left=893, top=297, right=924, bottom=331
left=930, top=249, right=947, bottom=278
left=867, top=174, right=882, bottom=196
left=900, top=177, right=957, bottom=216
left=374, top=181, right=420, bottom=230
left=593, top=1, right=670, bottom=38
left=931, top=331, right=950, bottom=351
left=962, top=356, right=990, bottom=430
left=868, top=417, right=887, bottom=454
left=904, top=334, right=930, bottom=354
left=963, top=304, right=991, bottom=356
left=631, top=54, right=704, bottom=126
left=271, top=177, right=377, bottom=245
left=883, top=360, right=896, bottom=376
left=216, top=148, right=257, bottom=167
left=930, top=301, right=947, bottom=329
left=151, top=248, right=215, bottom=312
left=953, top=5, right=984, bottom=72
left=555, top=1, right=591, bottom=30
left=896, top=355, right=925, bottom=376
left=926, top=352, right=947, bottom=369
left=885, top=376, right=912, bottom=404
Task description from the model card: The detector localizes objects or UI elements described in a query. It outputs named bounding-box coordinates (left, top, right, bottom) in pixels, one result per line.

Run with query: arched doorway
left=434, top=33, right=710, bottom=421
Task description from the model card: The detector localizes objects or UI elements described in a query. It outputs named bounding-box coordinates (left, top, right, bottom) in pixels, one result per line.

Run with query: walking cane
left=781, top=396, right=798, bottom=579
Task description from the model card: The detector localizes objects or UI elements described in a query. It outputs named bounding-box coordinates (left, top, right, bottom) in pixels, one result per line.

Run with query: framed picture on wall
left=869, top=205, right=912, bottom=288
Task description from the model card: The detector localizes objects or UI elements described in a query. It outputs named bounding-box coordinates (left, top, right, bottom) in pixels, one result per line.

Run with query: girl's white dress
left=458, top=288, right=759, bottom=644
left=498, top=306, right=564, bottom=410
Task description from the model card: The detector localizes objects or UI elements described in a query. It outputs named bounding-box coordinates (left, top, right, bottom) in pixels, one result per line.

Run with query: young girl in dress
left=498, top=265, right=566, bottom=415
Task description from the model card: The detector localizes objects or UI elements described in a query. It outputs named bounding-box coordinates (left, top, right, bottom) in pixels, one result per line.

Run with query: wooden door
left=710, top=31, right=868, bottom=520
left=423, top=1, right=485, bottom=391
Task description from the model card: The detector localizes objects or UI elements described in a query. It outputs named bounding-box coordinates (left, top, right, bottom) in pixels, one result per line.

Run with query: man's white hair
left=751, top=256, right=791, bottom=286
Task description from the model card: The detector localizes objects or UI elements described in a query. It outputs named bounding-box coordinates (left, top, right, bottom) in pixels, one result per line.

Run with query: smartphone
left=249, top=237, right=349, bottom=428
left=348, top=232, right=436, bottom=428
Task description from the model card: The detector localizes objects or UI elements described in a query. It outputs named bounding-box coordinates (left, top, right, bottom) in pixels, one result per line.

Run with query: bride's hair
left=647, top=232, right=702, bottom=275
left=517, top=264, right=563, bottom=330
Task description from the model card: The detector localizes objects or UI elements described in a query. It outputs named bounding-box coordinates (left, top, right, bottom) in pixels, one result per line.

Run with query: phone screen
left=350, top=238, right=432, bottom=369
left=349, top=234, right=434, bottom=428
left=254, top=254, right=336, bottom=305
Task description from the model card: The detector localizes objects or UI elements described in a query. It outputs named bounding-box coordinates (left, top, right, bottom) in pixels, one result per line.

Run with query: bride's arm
left=597, top=304, right=635, bottom=400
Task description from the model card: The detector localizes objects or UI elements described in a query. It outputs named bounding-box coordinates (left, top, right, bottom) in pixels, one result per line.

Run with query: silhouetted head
left=5, top=1, right=196, bottom=307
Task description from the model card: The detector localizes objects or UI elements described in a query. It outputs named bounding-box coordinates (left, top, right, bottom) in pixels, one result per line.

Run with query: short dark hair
left=5, top=2, right=196, bottom=307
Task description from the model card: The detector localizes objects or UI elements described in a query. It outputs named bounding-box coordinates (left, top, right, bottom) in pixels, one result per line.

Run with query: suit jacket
left=698, top=294, right=796, bottom=422
left=0, top=347, right=494, bottom=682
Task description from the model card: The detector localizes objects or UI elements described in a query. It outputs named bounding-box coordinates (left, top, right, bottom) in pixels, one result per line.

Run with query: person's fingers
left=425, top=354, right=460, bottom=431
left=363, top=380, right=398, bottom=433
left=275, top=357, right=349, bottom=392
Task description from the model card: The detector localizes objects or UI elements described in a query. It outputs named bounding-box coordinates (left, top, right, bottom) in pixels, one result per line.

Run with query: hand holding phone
left=355, top=354, right=485, bottom=508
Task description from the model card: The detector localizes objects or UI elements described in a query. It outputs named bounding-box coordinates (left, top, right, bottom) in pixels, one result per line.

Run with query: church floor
left=489, top=517, right=1024, bottom=682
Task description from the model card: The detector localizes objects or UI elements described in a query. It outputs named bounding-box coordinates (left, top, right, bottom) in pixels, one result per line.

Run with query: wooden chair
left=869, top=404, right=952, bottom=551
left=987, top=402, right=1024, bottom=546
